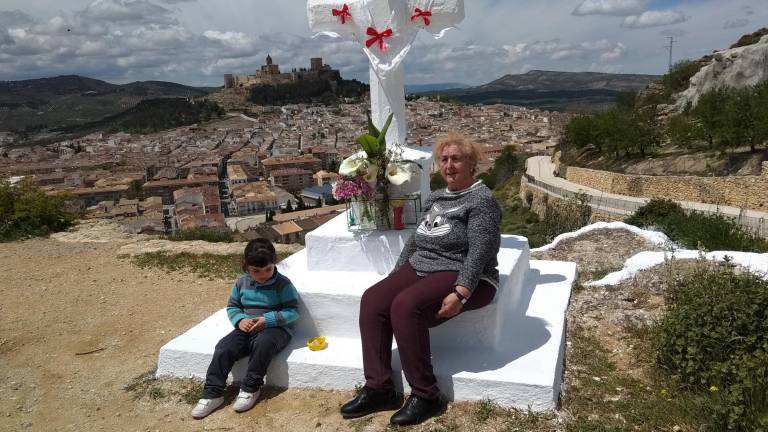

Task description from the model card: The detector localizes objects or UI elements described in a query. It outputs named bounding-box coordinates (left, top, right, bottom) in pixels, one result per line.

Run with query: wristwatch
left=453, top=288, right=468, bottom=305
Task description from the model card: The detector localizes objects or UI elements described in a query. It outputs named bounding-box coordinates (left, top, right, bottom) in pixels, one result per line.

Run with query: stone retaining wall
left=566, top=167, right=768, bottom=210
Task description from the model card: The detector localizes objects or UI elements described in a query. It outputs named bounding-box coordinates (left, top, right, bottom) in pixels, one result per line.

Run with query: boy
left=192, top=238, right=300, bottom=419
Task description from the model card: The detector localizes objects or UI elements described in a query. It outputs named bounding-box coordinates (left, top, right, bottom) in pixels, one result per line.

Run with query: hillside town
left=0, top=94, right=568, bottom=243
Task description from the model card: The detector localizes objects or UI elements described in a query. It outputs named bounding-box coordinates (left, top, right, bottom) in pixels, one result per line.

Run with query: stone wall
left=565, top=167, right=768, bottom=210
left=519, top=178, right=620, bottom=224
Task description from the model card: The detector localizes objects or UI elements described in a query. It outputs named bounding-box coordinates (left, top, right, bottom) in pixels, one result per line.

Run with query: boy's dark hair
left=242, top=238, right=277, bottom=271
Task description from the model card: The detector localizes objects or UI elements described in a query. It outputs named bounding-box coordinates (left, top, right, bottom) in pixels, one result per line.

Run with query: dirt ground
left=0, top=222, right=667, bottom=432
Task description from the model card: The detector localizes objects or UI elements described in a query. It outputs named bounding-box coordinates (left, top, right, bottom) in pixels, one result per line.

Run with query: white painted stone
left=588, top=250, right=768, bottom=286
left=284, top=234, right=530, bottom=350
left=156, top=259, right=576, bottom=410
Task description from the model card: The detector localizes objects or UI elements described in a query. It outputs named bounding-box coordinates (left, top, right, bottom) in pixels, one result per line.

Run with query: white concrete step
left=156, top=259, right=576, bottom=411
left=279, top=235, right=530, bottom=350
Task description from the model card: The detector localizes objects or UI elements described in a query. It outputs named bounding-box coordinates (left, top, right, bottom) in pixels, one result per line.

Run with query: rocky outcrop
left=675, top=34, right=768, bottom=109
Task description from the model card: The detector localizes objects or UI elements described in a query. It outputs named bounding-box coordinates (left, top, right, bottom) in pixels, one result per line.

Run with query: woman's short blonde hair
left=433, top=132, right=483, bottom=175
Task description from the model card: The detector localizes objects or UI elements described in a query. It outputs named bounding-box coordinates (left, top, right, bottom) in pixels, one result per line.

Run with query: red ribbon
left=365, top=27, right=393, bottom=51
left=411, top=8, right=432, bottom=26
left=332, top=4, right=351, bottom=24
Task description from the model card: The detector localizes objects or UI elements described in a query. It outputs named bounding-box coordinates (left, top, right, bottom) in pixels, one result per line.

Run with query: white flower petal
left=339, top=156, right=366, bottom=177
left=363, top=164, right=379, bottom=185
left=386, top=162, right=412, bottom=185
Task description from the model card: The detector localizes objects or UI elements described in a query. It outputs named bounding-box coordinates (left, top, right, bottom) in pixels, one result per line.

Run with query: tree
left=667, top=113, right=702, bottom=148
left=284, top=200, right=294, bottom=213
left=0, top=179, right=77, bottom=241
left=693, top=87, right=729, bottom=149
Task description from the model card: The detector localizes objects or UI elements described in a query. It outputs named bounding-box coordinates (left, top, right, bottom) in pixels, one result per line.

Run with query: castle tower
left=310, top=57, right=323, bottom=71
left=266, top=54, right=273, bottom=65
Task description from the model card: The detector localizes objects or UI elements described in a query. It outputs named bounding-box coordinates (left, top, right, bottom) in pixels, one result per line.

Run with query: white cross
left=307, top=0, right=465, bottom=146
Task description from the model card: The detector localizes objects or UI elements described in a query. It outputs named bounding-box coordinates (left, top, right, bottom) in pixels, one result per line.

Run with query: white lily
left=363, top=164, right=379, bottom=185
left=339, top=156, right=367, bottom=177
left=386, top=162, right=412, bottom=185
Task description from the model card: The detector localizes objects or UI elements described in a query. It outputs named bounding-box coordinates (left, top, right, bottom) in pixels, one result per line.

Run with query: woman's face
left=439, top=144, right=474, bottom=191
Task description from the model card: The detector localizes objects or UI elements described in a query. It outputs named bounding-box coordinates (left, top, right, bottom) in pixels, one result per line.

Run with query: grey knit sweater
left=394, top=180, right=502, bottom=291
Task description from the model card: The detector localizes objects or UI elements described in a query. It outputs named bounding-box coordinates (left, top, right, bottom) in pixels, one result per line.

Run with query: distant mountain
left=422, top=70, right=660, bottom=111
left=406, top=82, right=469, bottom=93
left=0, top=75, right=213, bottom=135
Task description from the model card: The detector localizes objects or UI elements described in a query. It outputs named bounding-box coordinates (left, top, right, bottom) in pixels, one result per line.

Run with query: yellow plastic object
left=307, top=336, right=328, bottom=351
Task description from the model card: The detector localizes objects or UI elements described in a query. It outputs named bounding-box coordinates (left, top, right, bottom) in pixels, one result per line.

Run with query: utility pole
left=665, top=36, right=676, bottom=70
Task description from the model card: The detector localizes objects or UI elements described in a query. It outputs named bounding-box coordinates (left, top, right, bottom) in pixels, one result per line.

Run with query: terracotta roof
left=272, top=204, right=346, bottom=222
left=271, top=221, right=303, bottom=236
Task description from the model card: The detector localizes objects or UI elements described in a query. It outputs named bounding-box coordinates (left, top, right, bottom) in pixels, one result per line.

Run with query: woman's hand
left=436, top=285, right=471, bottom=319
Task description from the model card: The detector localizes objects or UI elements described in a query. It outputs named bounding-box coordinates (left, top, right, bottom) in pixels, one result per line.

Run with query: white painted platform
left=156, top=250, right=576, bottom=410
left=283, top=233, right=530, bottom=350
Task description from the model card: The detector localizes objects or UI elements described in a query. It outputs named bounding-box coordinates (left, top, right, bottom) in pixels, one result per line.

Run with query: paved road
left=525, top=156, right=768, bottom=235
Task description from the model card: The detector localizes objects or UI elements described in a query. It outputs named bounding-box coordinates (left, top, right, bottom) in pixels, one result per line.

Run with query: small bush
left=656, top=263, right=768, bottom=430
left=729, top=27, right=768, bottom=49
left=0, top=179, right=78, bottom=242
left=626, top=199, right=768, bottom=252
left=168, top=227, right=234, bottom=243
left=662, top=60, right=703, bottom=94
left=540, top=191, right=592, bottom=242
left=625, top=199, right=686, bottom=227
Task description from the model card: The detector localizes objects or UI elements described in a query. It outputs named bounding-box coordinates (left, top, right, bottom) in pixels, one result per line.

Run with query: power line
left=664, top=36, right=677, bottom=70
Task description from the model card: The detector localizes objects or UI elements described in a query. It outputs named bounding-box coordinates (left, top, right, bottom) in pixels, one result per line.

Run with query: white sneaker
left=232, top=389, right=261, bottom=413
left=191, top=397, right=224, bottom=419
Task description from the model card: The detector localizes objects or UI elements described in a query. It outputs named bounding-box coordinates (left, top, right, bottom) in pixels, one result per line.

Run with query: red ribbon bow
left=332, top=4, right=351, bottom=24
left=365, top=27, right=393, bottom=51
left=411, top=8, right=432, bottom=26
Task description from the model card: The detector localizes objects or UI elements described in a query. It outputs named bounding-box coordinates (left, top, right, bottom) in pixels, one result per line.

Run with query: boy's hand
left=238, top=318, right=254, bottom=333
left=252, top=317, right=266, bottom=332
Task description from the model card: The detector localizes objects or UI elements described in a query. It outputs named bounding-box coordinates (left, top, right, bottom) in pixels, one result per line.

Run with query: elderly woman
left=340, top=133, right=502, bottom=426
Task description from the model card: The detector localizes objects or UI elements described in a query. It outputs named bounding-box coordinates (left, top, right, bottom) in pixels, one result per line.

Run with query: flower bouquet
left=332, top=112, right=420, bottom=231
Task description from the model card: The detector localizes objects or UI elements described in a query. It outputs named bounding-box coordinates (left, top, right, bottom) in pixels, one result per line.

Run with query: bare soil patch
left=532, top=228, right=663, bottom=283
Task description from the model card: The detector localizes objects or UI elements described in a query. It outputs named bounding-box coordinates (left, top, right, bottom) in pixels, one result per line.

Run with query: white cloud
left=80, top=0, right=176, bottom=25
left=723, top=18, right=749, bottom=29
left=599, top=42, right=626, bottom=62
left=622, top=10, right=688, bottom=28
left=572, top=0, right=648, bottom=17
left=0, top=10, right=35, bottom=29
left=0, top=28, right=12, bottom=46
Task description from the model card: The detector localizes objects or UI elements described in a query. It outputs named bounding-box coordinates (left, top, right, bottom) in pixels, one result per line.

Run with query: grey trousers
left=202, top=327, right=291, bottom=398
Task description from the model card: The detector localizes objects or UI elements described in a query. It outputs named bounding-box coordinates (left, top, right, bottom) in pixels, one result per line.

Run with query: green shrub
left=662, top=60, right=703, bottom=94
left=656, top=263, right=768, bottom=430
left=540, top=191, right=592, bottom=242
left=729, top=27, right=768, bottom=49
left=0, top=179, right=78, bottom=242
left=625, top=198, right=685, bottom=227
left=626, top=199, right=768, bottom=252
left=167, top=227, right=234, bottom=243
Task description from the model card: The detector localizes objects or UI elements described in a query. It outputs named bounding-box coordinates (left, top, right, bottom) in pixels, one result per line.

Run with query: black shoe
left=389, top=394, right=445, bottom=426
left=340, top=386, right=403, bottom=419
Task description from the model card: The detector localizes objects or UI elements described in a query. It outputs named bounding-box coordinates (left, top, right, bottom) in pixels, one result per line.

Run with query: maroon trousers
left=359, top=262, right=496, bottom=400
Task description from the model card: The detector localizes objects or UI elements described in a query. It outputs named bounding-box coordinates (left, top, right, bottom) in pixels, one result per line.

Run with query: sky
left=0, top=0, right=764, bottom=87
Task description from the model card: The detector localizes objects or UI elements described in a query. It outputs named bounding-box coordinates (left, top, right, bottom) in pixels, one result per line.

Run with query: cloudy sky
left=0, top=0, right=764, bottom=86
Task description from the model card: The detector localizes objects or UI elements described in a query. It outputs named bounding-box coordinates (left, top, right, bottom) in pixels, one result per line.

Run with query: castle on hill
left=224, top=55, right=341, bottom=89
